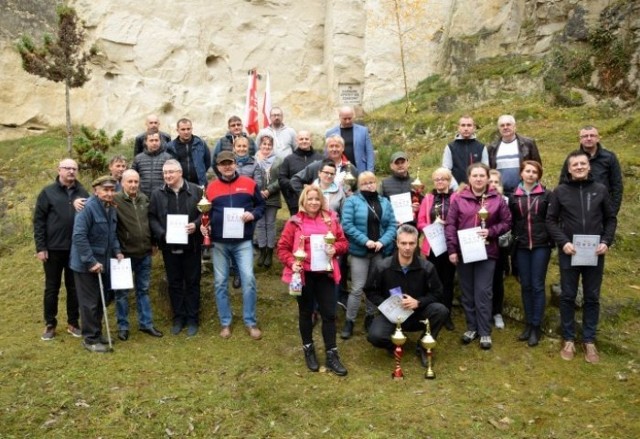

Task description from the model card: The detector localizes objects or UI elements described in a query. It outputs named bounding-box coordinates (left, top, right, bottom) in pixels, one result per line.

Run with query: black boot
left=263, top=248, right=273, bottom=268
left=303, top=343, right=319, bottom=372
left=518, top=324, right=532, bottom=341
left=364, top=314, right=374, bottom=332
left=326, top=348, right=348, bottom=376
left=340, top=320, right=354, bottom=340
left=528, top=326, right=542, bottom=347
left=257, top=247, right=267, bottom=267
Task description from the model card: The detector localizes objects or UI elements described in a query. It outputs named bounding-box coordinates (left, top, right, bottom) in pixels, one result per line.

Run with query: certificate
left=457, top=227, right=487, bottom=263
left=378, top=293, right=413, bottom=324
left=166, top=214, right=188, bottom=244
left=389, top=192, right=414, bottom=224
left=222, top=207, right=245, bottom=239
left=110, top=258, right=133, bottom=290
left=572, top=234, right=599, bottom=266
left=309, top=234, right=329, bottom=271
left=423, top=222, right=447, bottom=257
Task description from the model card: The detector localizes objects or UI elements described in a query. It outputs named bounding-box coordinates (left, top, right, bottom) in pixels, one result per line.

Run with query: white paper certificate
left=389, top=192, right=414, bottom=224
left=222, top=207, right=245, bottom=239
left=458, top=227, right=488, bottom=263
left=423, top=222, right=447, bottom=257
left=309, top=234, right=329, bottom=271
left=110, top=258, right=133, bottom=290
left=378, top=294, right=413, bottom=324
left=166, top=214, right=188, bottom=244
left=572, top=234, right=600, bottom=266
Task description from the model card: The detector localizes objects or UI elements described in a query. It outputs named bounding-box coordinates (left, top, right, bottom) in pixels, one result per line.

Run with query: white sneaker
left=493, top=314, right=505, bottom=329
left=480, top=336, right=492, bottom=350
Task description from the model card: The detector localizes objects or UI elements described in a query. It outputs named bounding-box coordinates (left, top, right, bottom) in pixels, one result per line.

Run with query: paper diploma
left=389, top=192, right=414, bottom=224
left=166, top=214, right=188, bottom=244
left=572, top=234, right=600, bottom=266
left=309, top=234, right=329, bottom=271
left=457, top=227, right=488, bottom=263
left=378, top=293, right=413, bottom=323
left=423, top=222, right=447, bottom=257
left=110, top=258, right=133, bottom=290
left=222, top=207, right=245, bottom=239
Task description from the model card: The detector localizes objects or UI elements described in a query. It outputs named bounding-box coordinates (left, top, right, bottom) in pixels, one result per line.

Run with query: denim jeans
left=516, top=247, right=551, bottom=326
left=115, top=255, right=153, bottom=330
left=212, top=240, right=258, bottom=327
left=558, top=252, right=604, bottom=343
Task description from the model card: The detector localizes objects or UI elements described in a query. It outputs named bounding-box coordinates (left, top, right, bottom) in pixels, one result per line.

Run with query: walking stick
left=97, top=272, right=114, bottom=351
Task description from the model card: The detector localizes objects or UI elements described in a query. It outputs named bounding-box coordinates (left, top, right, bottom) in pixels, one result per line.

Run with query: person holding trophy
left=276, top=185, right=349, bottom=376
left=445, top=163, right=511, bottom=350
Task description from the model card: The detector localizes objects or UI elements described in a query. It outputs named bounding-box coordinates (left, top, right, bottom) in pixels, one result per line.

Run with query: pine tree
left=16, top=5, right=93, bottom=153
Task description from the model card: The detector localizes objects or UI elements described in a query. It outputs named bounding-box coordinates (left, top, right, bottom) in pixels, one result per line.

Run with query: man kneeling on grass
left=364, top=224, right=449, bottom=368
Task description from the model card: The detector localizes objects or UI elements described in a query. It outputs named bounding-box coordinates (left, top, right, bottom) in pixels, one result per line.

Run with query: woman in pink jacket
left=277, top=185, right=349, bottom=376
left=445, top=163, right=511, bottom=350
left=417, top=167, right=457, bottom=331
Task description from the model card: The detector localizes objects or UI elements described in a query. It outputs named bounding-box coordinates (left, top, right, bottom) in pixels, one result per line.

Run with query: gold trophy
left=293, top=235, right=307, bottom=264
left=411, top=168, right=424, bottom=193
left=390, top=317, right=407, bottom=380
left=434, top=203, right=444, bottom=224
left=420, top=318, right=437, bottom=379
left=477, top=194, right=490, bottom=245
left=289, top=235, right=306, bottom=296
left=342, top=162, right=357, bottom=191
left=324, top=230, right=336, bottom=271
left=197, top=189, right=212, bottom=248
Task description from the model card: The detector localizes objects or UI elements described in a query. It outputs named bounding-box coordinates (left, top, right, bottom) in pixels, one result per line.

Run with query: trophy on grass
left=289, top=235, right=306, bottom=296
left=420, top=318, right=437, bottom=379
left=324, top=230, right=336, bottom=272
left=390, top=317, right=407, bottom=380
left=477, top=194, right=490, bottom=245
left=197, top=189, right=212, bottom=248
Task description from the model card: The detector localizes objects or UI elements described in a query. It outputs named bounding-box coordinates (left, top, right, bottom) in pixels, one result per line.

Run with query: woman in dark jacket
left=445, top=163, right=511, bottom=350
left=509, top=160, right=552, bottom=347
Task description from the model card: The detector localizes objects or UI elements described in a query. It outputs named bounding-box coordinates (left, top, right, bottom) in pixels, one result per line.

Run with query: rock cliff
left=0, top=0, right=637, bottom=141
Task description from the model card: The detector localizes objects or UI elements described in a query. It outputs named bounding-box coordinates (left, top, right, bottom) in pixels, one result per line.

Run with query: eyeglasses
left=360, top=181, right=377, bottom=186
left=163, top=170, right=180, bottom=175
left=320, top=170, right=335, bottom=176
left=59, top=166, right=78, bottom=171
left=433, top=177, right=449, bottom=182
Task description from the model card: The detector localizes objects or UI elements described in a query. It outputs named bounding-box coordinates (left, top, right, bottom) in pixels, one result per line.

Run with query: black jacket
left=133, top=131, right=171, bottom=156
left=509, top=183, right=552, bottom=250
left=558, top=143, right=623, bottom=215
left=33, top=177, right=89, bottom=252
left=446, top=138, right=486, bottom=187
left=278, top=147, right=322, bottom=211
left=546, top=177, right=617, bottom=248
left=364, top=251, right=443, bottom=310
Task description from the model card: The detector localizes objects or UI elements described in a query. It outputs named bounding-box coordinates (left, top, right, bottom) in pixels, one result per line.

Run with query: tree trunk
left=392, top=0, right=411, bottom=114
left=65, top=79, right=72, bottom=154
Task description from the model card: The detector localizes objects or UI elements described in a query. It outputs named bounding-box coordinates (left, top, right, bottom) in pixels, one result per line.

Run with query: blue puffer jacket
left=341, top=191, right=397, bottom=257
left=69, top=196, right=121, bottom=274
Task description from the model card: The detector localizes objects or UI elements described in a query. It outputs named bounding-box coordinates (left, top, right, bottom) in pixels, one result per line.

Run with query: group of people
left=34, top=108, right=621, bottom=374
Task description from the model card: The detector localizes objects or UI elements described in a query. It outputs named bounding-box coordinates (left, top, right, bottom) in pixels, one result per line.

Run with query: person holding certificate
left=417, top=167, right=458, bottom=331
left=547, top=150, right=617, bottom=363
left=203, top=151, right=265, bottom=341
left=148, top=160, right=204, bottom=337
left=276, top=185, right=349, bottom=375
left=508, top=161, right=552, bottom=347
left=445, top=163, right=511, bottom=350
left=340, top=171, right=397, bottom=339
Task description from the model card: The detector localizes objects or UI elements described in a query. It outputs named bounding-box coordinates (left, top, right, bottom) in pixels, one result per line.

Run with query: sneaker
left=186, top=324, right=198, bottom=337
left=82, top=340, right=110, bottom=353
left=66, top=325, right=82, bottom=338
left=220, top=326, right=232, bottom=339
left=246, top=325, right=262, bottom=340
left=493, top=314, right=505, bottom=329
left=583, top=343, right=600, bottom=364
left=480, top=335, right=492, bottom=350
left=461, top=331, right=477, bottom=344
left=41, top=325, right=56, bottom=341
left=560, top=340, right=576, bottom=361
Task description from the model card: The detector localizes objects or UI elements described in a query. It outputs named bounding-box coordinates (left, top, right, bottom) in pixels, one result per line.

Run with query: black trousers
left=297, top=272, right=337, bottom=350
left=367, top=303, right=449, bottom=351
left=427, top=251, right=456, bottom=311
left=43, top=250, right=79, bottom=327
left=74, top=271, right=107, bottom=344
left=162, top=249, right=201, bottom=325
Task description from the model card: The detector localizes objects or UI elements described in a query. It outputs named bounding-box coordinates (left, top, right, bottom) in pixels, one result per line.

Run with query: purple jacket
left=445, top=187, right=512, bottom=261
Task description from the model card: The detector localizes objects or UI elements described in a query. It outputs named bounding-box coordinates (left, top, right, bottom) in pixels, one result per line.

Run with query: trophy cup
left=411, top=168, right=424, bottom=193
left=342, top=162, right=357, bottom=191
left=420, top=318, right=437, bottom=379
left=477, top=194, right=490, bottom=245
left=197, top=189, right=212, bottom=248
left=289, top=235, right=306, bottom=296
left=390, top=317, right=407, bottom=380
left=434, top=203, right=445, bottom=224
left=324, top=230, right=336, bottom=272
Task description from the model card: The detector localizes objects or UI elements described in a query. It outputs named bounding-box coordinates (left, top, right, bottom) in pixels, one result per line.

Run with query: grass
left=1, top=85, right=640, bottom=437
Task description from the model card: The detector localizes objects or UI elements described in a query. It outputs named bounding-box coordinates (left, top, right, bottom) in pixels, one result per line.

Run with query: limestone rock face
left=0, top=0, right=636, bottom=142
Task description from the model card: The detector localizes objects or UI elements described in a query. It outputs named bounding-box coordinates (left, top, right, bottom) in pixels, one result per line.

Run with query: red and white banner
left=261, top=71, right=272, bottom=129
left=243, top=70, right=259, bottom=135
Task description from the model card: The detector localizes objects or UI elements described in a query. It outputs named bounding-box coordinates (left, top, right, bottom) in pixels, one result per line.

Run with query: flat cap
left=92, top=175, right=118, bottom=188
